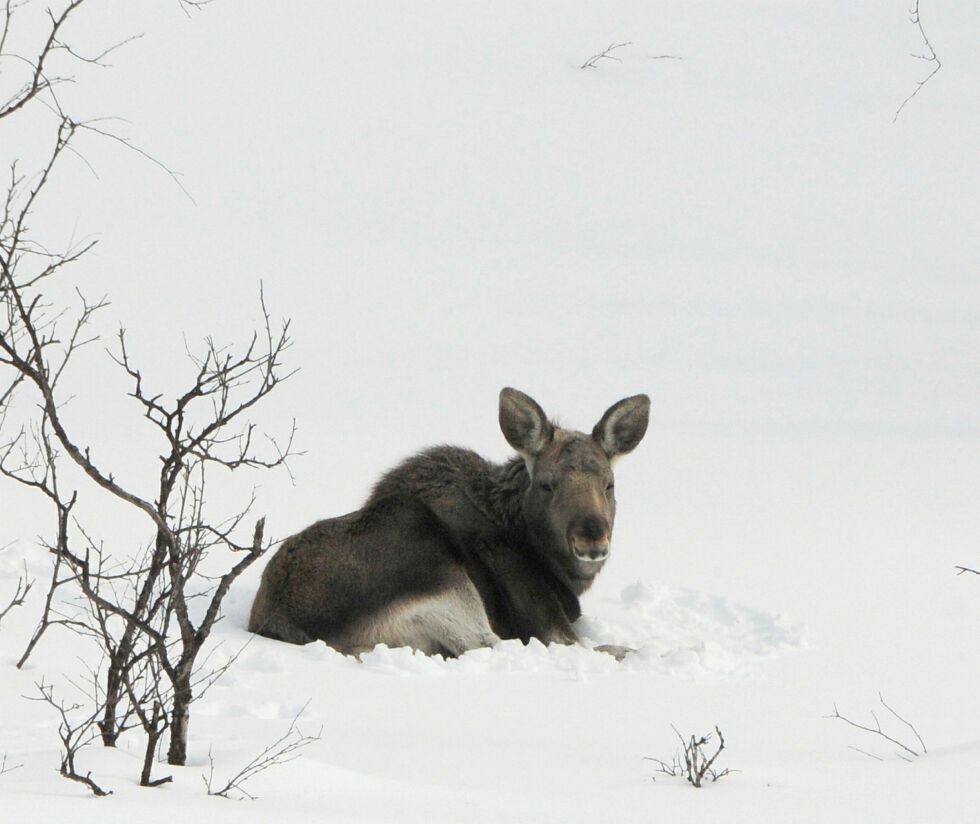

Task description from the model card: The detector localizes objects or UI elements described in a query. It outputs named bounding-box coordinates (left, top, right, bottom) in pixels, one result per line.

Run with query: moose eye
left=538, top=480, right=555, bottom=493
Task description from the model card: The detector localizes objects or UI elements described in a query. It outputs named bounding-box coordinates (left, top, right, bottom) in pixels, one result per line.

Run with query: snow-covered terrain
left=1, top=1, right=979, bottom=822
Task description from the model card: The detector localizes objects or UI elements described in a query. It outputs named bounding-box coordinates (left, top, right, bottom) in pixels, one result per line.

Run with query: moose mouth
left=570, top=544, right=610, bottom=570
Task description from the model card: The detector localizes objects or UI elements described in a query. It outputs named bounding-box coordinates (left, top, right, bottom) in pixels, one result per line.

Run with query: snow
left=2, top=0, right=979, bottom=822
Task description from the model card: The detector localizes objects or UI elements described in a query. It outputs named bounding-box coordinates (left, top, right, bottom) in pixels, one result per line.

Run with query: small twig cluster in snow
left=954, top=565, right=978, bottom=576
left=204, top=702, right=322, bottom=800
left=580, top=41, right=632, bottom=69
left=645, top=725, right=734, bottom=787
left=825, top=693, right=926, bottom=762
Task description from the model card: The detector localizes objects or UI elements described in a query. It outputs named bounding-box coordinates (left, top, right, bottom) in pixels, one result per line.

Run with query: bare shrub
left=27, top=676, right=112, bottom=796
left=1, top=0, right=299, bottom=785
left=645, top=725, right=734, bottom=787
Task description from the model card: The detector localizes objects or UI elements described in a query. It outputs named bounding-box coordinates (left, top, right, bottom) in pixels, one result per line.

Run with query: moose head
left=499, top=388, right=650, bottom=587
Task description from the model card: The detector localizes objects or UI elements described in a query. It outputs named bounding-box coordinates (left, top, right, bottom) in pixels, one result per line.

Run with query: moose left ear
left=592, top=394, right=650, bottom=458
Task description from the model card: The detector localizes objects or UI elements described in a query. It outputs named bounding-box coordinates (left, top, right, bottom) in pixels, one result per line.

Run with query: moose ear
left=499, top=388, right=554, bottom=458
left=592, top=394, right=650, bottom=458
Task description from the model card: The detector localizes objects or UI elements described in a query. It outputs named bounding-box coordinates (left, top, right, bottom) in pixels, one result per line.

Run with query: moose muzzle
left=568, top=515, right=611, bottom=562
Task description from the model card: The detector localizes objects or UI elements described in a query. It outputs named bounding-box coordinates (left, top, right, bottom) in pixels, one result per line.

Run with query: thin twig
left=0, top=561, right=33, bottom=629
left=581, top=41, right=632, bottom=69
left=204, top=701, right=321, bottom=800
left=848, top=745, right=884, bottom=761
left=825, top=696, right=925, bottom=760
left=893, top=0, right=942, bottom=122
left=0, top=753, right=23, bottom=776
left=878, top=693, right=927, bottom=755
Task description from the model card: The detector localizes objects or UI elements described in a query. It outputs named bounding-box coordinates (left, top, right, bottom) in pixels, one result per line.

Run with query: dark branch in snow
left=204, top=701, right=322, bottom=800
left=954, top=565, right=978, bottom=576
left=0, top=753, right=22, bottom=776
left=0, top=560, right=32, bottom=630
left=581, top=41, right=632, bottom=69
left=893, top=0, right=942, bottom=122
left=825, top=693, right=926, bottom=760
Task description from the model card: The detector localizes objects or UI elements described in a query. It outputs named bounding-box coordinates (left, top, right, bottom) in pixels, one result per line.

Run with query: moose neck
left=483, top=456, right=530, bottom=527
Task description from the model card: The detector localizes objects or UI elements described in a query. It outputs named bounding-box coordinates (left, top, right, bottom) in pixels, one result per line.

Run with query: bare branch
left=893, top=1, right=942, bottom=122
left=878, top=692, right=927, bottom=755
left=0, top=560, right=32, bottom=629
left=848, top=746, right=884, bottom=761
left=825, top=696, right=925, bottom=760
left=0, top=753, right=23, bottom=776
left=26, top=677, right=112, bottom=796
left=0, top=0, right=88, bottom=122
left=581, top=41, right=632, bottom=70
left=204, top=701, right=321, bottom=800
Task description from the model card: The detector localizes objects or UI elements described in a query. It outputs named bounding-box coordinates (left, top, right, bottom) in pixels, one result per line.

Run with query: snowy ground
left=2, top=434, right=978, bottom=824
left=1, top=1, right=979, bottom=821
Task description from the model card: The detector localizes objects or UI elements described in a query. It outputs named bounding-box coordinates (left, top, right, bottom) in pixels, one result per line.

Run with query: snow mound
left=578, top=580, right=805, bottom=677
left=332, top=580, right=804, bottom=679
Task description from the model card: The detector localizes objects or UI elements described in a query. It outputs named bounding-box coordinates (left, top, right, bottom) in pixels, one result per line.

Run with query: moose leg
left=331, top=568, right=501, bottom=658
left=409, top=578, right=502, bottom=657
left=256, top=611, right=316, bottom=645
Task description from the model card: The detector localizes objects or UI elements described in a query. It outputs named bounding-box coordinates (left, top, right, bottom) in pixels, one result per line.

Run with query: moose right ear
left=499, top=388, right=554, bottom=458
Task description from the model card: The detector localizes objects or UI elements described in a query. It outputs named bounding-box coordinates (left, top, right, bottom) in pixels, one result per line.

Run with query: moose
left=249, top=388, right=650, bottom=658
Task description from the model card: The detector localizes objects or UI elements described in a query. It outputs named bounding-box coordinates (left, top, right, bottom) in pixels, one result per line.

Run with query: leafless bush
left=645, top=725, right=734, bottom=788
left=1, top=0, right=300, bottom=785
left=825, top=693, right=926, bottom=762
left=204, top=702, right=322, bottom=800
left=26, top=676, right=111, bottom=796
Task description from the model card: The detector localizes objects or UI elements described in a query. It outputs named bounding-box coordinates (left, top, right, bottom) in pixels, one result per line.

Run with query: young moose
left=249, top=389, right=650, bottom=658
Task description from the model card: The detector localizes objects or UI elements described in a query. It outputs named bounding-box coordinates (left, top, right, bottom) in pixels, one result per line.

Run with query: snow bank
left=232, top=579, right=804, bottom=679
